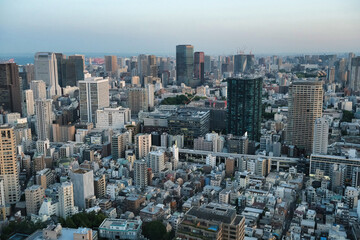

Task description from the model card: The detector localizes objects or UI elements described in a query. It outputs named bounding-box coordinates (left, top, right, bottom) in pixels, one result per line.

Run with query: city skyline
left=1, top=0, right=360, bottom=55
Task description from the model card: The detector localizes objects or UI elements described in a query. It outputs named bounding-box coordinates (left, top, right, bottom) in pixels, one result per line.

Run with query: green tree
left=142, top=221, right=168, bottom=240
left=342, top=110, right=354, bottom=123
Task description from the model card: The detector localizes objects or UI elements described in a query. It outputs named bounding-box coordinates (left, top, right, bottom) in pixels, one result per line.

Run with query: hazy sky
left=1, top=0, right=359, bottom=55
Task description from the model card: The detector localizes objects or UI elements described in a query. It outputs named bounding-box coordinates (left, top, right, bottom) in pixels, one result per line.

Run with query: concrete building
left=23, top=89, right=35, bottom=116
left=149, top=150, right=165, bottom=174
left=94, top=174, right=106, bottom=199
left=345, top=186, right=359, bottom=209
left=99, top=218, right=143, bottom=240
left=135, top=133, right=151, bottom=159
left=349, top=56, right=360, bottom=92
left=0, top=126, right=20, bottom=204
left=58, top=182, right=76, bottom=218
left=70, top=169, right=94, bottom=209
left=286, top=80, right=323, bottom=153
left=25, top=185, right=45, bottom=215
left=34, top=52, right=62, bottom=97
left=177, top=203, right=245, bottom=240
left=127, top=88, right=148, bottom=115
left=104, top=55, right=118, bottom=74
left=30, top=80, right=47, bottom=100
left=35, top=98, right=53, bottom=141
left=134, top=160, right=147, bottom=189
left=79, top=77, right=109, bottom=123
left=312, top=117, right=329, bottom=154
left=0, top=63, right=22, bottom=113
left=96, top=107, right=131, bottom=129
left=111, top=131, right=131, bottom=159
left=36, top=168, right=54, bottom=190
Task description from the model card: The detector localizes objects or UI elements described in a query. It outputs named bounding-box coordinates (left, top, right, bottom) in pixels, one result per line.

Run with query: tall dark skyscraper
left=234, top=54, right=247, bottom=74
left=0, top=63, right=22, bottom=114
left=61, top=57, right=85, bottom=87
left=227, top=77, right=262, bottom=141
left=176, top=45, right=194, bottom=86
left=194, top=51, right=205, bottom=83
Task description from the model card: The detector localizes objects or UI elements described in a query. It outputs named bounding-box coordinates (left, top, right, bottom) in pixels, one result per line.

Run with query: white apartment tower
left=34, top=52, right=62, bottom=98
left=35, top=99, right=53, bottom=141
left=312, top=117, right=329, bottom=154
left=24, top=89, right=35, bottom=116
left=134, top=160, right=147, bottom=189
left=79, top=77, right=110, bottom=123
left=58, top=181, right=75, bottom=218
left=148, top=150, right=165, bottom=174
left=0, top=126, right=20, bottom=204
left=135, top=133, right=151, bottom=159
left=30, top=80, right=47, bottom=100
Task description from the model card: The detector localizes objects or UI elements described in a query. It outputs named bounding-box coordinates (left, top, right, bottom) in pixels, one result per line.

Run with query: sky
left=0, top=0, right=359, bottom=56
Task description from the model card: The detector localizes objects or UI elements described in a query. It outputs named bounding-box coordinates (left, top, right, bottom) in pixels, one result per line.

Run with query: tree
left=341, top=110, right=354, bottom=123
left=142, top=221, right=168, bottom=240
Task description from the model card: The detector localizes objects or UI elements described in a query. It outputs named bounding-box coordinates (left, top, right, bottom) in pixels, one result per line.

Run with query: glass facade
left=176, top=45, right=194, bottom=86
left=227, top=77, right=262, bottom=141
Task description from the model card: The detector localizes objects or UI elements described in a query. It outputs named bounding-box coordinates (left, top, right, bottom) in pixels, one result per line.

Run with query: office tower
left=30, top=80, right=47, bottom=100
left=204, top=55, right=211, bottom=73
left=78, top=77, right=110, bottom=123
left=352, top=167, right=360, bottom=188
left=0, top=126, right=20, bottom=204
left=35, top=99, right=53, bottom=141
left=0, top=63, right=22, bottom=113
left=161, top=71, right=170, bottom=87
left=234, top=54, right=247, bottom=74
left=134, top=160, right=147, bottom=189
left=286, top=80, right=323, bottom=153
left=19, top=64, right=35, bottom=90
left=34, top=52, right=62, bottom=97
left=194, top=52, right=205, bottom=83
left=148, top=150, right=165, bottom=174
left=148, top=55, right=157, bottom=77
left=227, top=77, right=262, bottom=141
left=177, top=203, right=245, bottom=240
left=328, top=67, right=335, bottom=84
left=331, top=164, right=346, bottom=192
left=146, top=84, right=155, bottom=109
left=349, top=56, right=360, bottom=92
left=137, top=54, right=148, bottom=85
left=335, top=58, right=347, bottom=84
left=176, top=45, right=194, bottom=86
left=96, top=107, right=131, bottom=129
left=94, top=174, right=106, bottom=199
left=104, top=55, right=118, bottom=74
left=55, top=53, right=65, bottom=88
left=111, top=131, right=131, bottom=159
left=312, top=117, right=329, bottom=154
left=25, top=185, right=45, bottom=215
left=69, top=54, right=85, bottom=69
left=135, top=133, right=151, bottom=159
left=70, top=169, right=94, bottom=209
left=127, top=88, right=148, bottom=115
left=23, top=89, right=35, bottom=116
left=60, top=56, right=85, bottom=87
left=225, top=158, right=235, bottom=177
left=58, top=181, right=75, bottom=218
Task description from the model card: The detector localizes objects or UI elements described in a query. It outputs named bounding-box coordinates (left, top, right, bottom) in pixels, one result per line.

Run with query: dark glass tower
left=194, top=52, right=205, bottom=83
left=227, top=77, right=262, bottom=141
left=176, top=45, right=194, bottom=86
left=0, top=63, right=22, bottom=114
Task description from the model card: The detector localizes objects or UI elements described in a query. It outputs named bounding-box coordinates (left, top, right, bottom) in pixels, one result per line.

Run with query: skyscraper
left=60, top=56, right=85, bottom=87
left=23, top=89, right=35, bottom=116
left=176, top=45, right=194, bottom=86
left=134, top=160, right=147, bottom=189
left=0, top=126, right=20, bottom=204
left=58, top=181, right=75, bottom=218
left=70, top=169, right=94, bottom=209
left=349, top=56, right=360, bottom=92
left=227, top=77, right=262, bottom=141
left=234, top=54, right=247, bottom=74
left=312, top=117, right=329, bottom=154
left=286, top=80, right=323, bottom=153
left=127, top=88, right=148, bottom=115
left=0, top=63, right=22, bottom=113
left=35, top=99, right=53, bottom=141
left=78, top=77, right=110, bottom=123
left=34, top=52, right=62, bottom=98
left=135, top=133, right=151, bottom=159
left=194, top=52, right=205, bottom=84
left=104, top=55, right=118, bottom=74
left=30, top=80, right=47, bottom=100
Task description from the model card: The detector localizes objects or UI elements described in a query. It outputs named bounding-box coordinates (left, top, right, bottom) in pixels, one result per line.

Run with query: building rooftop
left=186, top=203, right=237, bottom=224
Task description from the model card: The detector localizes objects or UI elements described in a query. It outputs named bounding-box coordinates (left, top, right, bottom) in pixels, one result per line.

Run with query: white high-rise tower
left=312, top=117, right=329, bottom=154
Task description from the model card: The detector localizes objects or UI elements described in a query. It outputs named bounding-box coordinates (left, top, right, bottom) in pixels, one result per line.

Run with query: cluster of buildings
left=0, top=48, right=360, bottom=240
